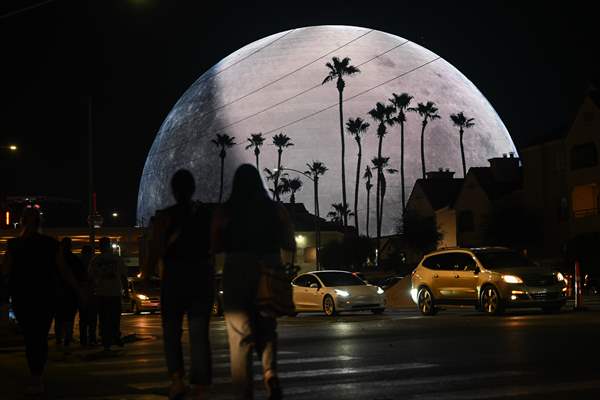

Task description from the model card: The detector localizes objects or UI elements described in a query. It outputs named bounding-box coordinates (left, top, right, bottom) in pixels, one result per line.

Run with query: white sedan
left=291, top=270, right=386, bottom=316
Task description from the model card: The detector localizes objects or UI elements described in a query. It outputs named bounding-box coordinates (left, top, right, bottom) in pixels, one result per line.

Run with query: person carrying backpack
left=145, top=169, right=214, bottom=400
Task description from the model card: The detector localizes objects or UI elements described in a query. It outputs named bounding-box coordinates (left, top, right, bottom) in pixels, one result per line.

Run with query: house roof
left=414, top=178, right=464, bottom=210
left=283, top=203, right=345, bottom=233
left=468, top=167, right=522, bottom=201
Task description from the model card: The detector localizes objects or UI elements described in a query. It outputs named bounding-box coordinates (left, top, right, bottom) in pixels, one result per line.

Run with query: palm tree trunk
left=460, top=128, right=466, bottom=178
left=218, top=155, right=224, bottom=203
left=255, top=148, right=260, bottom=171
left=314, top=177, right=321, bottom=270
left=290, top=191, right=296, bottom=204
left=275, top=149, right=282, bottom=201
left=376, top=134, right=383, bottom=264
left=420, top=121, right=427, bottom=179
left=338, top=88, right=347, bottom=227
left=365, top=186, right=370, bottom=238
left=400, top=121, right=406, bottom=213
left=354, top=140, right=361, bottom=237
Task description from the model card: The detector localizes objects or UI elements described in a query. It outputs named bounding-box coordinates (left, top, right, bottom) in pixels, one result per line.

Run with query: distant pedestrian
left=89, top=237, right=127, bottom=353
left=78, top=244, right=98, bottom=346
left=0, top=208, right=80, bottom=396
left=54, top=237, right=86, bottom=353
left=146, top=169, right=214, bottom=400
left=211, top=164, right=295, bottom=400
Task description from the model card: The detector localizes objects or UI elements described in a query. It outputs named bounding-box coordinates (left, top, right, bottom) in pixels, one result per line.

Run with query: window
left=570, top=142, right=598, bottom=170
left=458, top=210, right=475, bottom=232
left=293, top=275, right=311, bottom=287
left=422, top=254, right=453, bottom=271
left=305, top=275, right=321, bottom=288
left=315, top=272, right=365, bottom=286
left=572, top=184, right=599, bottom=218
left=451, top=253, right=478, bottom=271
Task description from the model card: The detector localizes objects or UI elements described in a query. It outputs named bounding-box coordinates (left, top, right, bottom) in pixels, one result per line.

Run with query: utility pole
left=87, top=97, right=95, bottom=249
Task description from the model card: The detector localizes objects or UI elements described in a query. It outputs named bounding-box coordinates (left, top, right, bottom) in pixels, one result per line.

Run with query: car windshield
left=316, top=272, right=366, bottom=287
left=135, top=280, right=161, bottom=291
left=474, top=251, right=536, bottom=269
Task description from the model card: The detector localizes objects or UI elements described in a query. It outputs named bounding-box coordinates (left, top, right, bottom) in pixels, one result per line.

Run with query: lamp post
left=276, top=167, right=321, bottom=270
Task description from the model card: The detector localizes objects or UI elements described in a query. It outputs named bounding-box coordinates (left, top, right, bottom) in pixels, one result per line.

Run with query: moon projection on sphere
left=138, top=25, right=517, bottom=234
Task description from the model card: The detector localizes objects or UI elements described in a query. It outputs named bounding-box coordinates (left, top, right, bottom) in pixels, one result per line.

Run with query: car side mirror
left=473, top=266, right=480, bottom=275
left=309, top=283, right=319, bottom=289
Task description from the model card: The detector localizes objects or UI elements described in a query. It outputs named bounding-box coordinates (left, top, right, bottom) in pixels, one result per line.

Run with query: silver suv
left=411, top=247, right=567, bottom=315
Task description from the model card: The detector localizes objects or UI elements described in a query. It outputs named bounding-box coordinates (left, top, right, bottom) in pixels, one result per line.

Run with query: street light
left=112, top=212, right=119, bottom=218
left=9, top=145, right=17, bottom=151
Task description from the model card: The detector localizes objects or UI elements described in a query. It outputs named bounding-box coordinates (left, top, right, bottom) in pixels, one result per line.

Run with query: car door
left=452, top=252, right=480, bottom=300
left=303, top=275, right=323, bottom=310
left=292, top=275, right=311, bottom=310
left=425, top=254, right=455, bottom=300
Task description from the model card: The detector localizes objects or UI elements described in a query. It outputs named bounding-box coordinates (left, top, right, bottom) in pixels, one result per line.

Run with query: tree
left=346, top=117, right=370, bottom=236
left=305, top=161, right=328, bottom=269
left=409, top=101, right=441, bottom=179
left=449, top=112, right=475, bottom=178
left=368, top=102, right=395, bottom=255
left=322, top=56, right=361, bottom=227
left=264, top=167, right=289, bottom=200
left=286, top=177, right=303, bottom=204
left=389, top=92, right=414, bottom=212
left=272, top=133, right=294, bottom=201
left=327, top=202, right=355, bottom=225
left=402, top=212, right=442, bottom=254
left=371, top=156, right=398, bottom=245
left=245, top=132, right=265, bottom=170
left=211, top=133, right=236, bottom=203
left=363, top=166, right=373, bottom=238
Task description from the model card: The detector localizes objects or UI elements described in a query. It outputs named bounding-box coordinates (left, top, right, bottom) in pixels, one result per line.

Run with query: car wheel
left=371, top=308, right=385, bottom=315
left=132, top=302, right=140, bottom=315
left=417, top=287, right=437, bottom=316
left=323, top=295, right=336, bottom=316
left=480, top=286, right=504, bottom=315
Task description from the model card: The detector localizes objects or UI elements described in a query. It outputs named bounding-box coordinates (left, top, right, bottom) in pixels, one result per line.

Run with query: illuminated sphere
left=138, top=25, right=517, bottom=234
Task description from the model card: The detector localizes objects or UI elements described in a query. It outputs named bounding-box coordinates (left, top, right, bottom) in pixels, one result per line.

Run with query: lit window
left=572, top=184, right=599, bottom=218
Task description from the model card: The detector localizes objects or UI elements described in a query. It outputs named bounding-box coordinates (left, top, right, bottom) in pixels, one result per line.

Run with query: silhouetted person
left=89, top=237, right=127, bottom=353
left=146, top=169, right=214, bottom=400
left=0, top=208, right=79, bottom=396
left=79, top=244, right=98, bottom=346
left=54, top=237, right=85, bottom=353
left=211, top=164, right=295, bottom=400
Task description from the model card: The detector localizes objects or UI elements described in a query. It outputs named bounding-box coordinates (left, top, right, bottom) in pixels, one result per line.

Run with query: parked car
left=291, top=270, right=385, bottom=316
left=370, top=276, right=404, bottom=290
left=122, top=278, right=161, bottom=314
left=411, top=247, right=567, bottom=316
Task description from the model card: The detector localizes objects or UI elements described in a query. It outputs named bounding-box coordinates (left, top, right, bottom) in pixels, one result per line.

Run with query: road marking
left=91, top=355, right=359, bottom=376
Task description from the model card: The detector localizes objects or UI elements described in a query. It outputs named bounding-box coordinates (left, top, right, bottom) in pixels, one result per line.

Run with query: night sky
left=2, top=0, right=597, bottom=226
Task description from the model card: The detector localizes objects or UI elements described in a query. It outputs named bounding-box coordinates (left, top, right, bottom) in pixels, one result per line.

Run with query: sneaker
left=24, top=376, right=44, bottom=397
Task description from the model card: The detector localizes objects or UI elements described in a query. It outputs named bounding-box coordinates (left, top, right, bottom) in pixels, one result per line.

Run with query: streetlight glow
left=112, top=212, right=119, bottom=218
left=9, top=145, right=17, bottom=151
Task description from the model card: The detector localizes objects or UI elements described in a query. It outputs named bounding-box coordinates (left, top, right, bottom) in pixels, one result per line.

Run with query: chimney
left=488, top=154, right=521, bottom=183
left=426, top=169, right=455, bottom=180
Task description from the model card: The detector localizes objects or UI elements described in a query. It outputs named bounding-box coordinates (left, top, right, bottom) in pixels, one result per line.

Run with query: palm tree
left=409, top=101, right=441, bottom=179
left=211, top=133, right=236, bottom=203
left=368, top=102, right=395, bottom=254
left=389, top=93, right=414, bottom=213
left=286, top=177, right=303, bottom=204
left=245, top=132, right=265, bottom=170
left=272, top=133, right=294, bottom=201
left=363, top=166, right=373, bottom=238
left=371, top=156, right=398, bottom=250
left=346, top=117, right=370, bottom=236
left=264, top=167, right=289, bottom=200
left=322, top=56, right=361, bottom=227
left=450, top=112, right=476, bottom=177
left=305, top=161, right=328, bottom=269
left=327, top=203, right=354, bottom=225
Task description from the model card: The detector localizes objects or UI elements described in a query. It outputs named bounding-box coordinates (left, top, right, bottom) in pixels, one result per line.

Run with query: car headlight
left=502, top=275, right=523, bottom=284
left=556, top=272, right=565, bottom=282
left=136, top=294, right=149, bottom=300
left=334, top=289, right=349, bottom=297
left=377, top=287, right=384, bottom=295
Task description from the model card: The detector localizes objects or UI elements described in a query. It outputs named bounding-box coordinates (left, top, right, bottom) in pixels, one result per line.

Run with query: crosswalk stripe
left=90, top=355, right=359, bottom=376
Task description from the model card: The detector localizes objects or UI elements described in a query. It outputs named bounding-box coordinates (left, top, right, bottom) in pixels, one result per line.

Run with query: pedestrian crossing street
left=53, top=315, right=600, bottom=400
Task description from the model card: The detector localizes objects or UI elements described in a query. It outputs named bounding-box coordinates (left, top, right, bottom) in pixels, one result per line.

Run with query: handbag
left=255, top=260, right=295, bottom=317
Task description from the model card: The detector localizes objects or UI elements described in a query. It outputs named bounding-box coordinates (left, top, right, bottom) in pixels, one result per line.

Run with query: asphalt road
left=1, top=302, right=600, bottom=400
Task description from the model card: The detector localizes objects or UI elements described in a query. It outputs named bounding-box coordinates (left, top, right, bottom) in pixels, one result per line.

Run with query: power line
left=142, top=55, right=441, bottom=177
left=0, top=0, right=55, bottom=19
left=148, top=36, right=410, bottom=160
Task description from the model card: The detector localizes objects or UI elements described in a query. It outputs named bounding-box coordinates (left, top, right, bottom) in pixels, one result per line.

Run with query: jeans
left=225, top=310, right=278, bottom=400
left=54, top=294, right=78, bottom=346
left=96, top=296, right=121, bottom=349
left=12, top=300, right=54, bottom=376
left=161, top=291, right=212, bottom=385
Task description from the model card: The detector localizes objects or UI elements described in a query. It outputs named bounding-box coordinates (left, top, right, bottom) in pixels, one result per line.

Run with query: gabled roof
left=468, top=167, right=522, bottom=201
left=283, top=203, right=345, bottom=233
left=413, top=178, right=464, bottom=210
